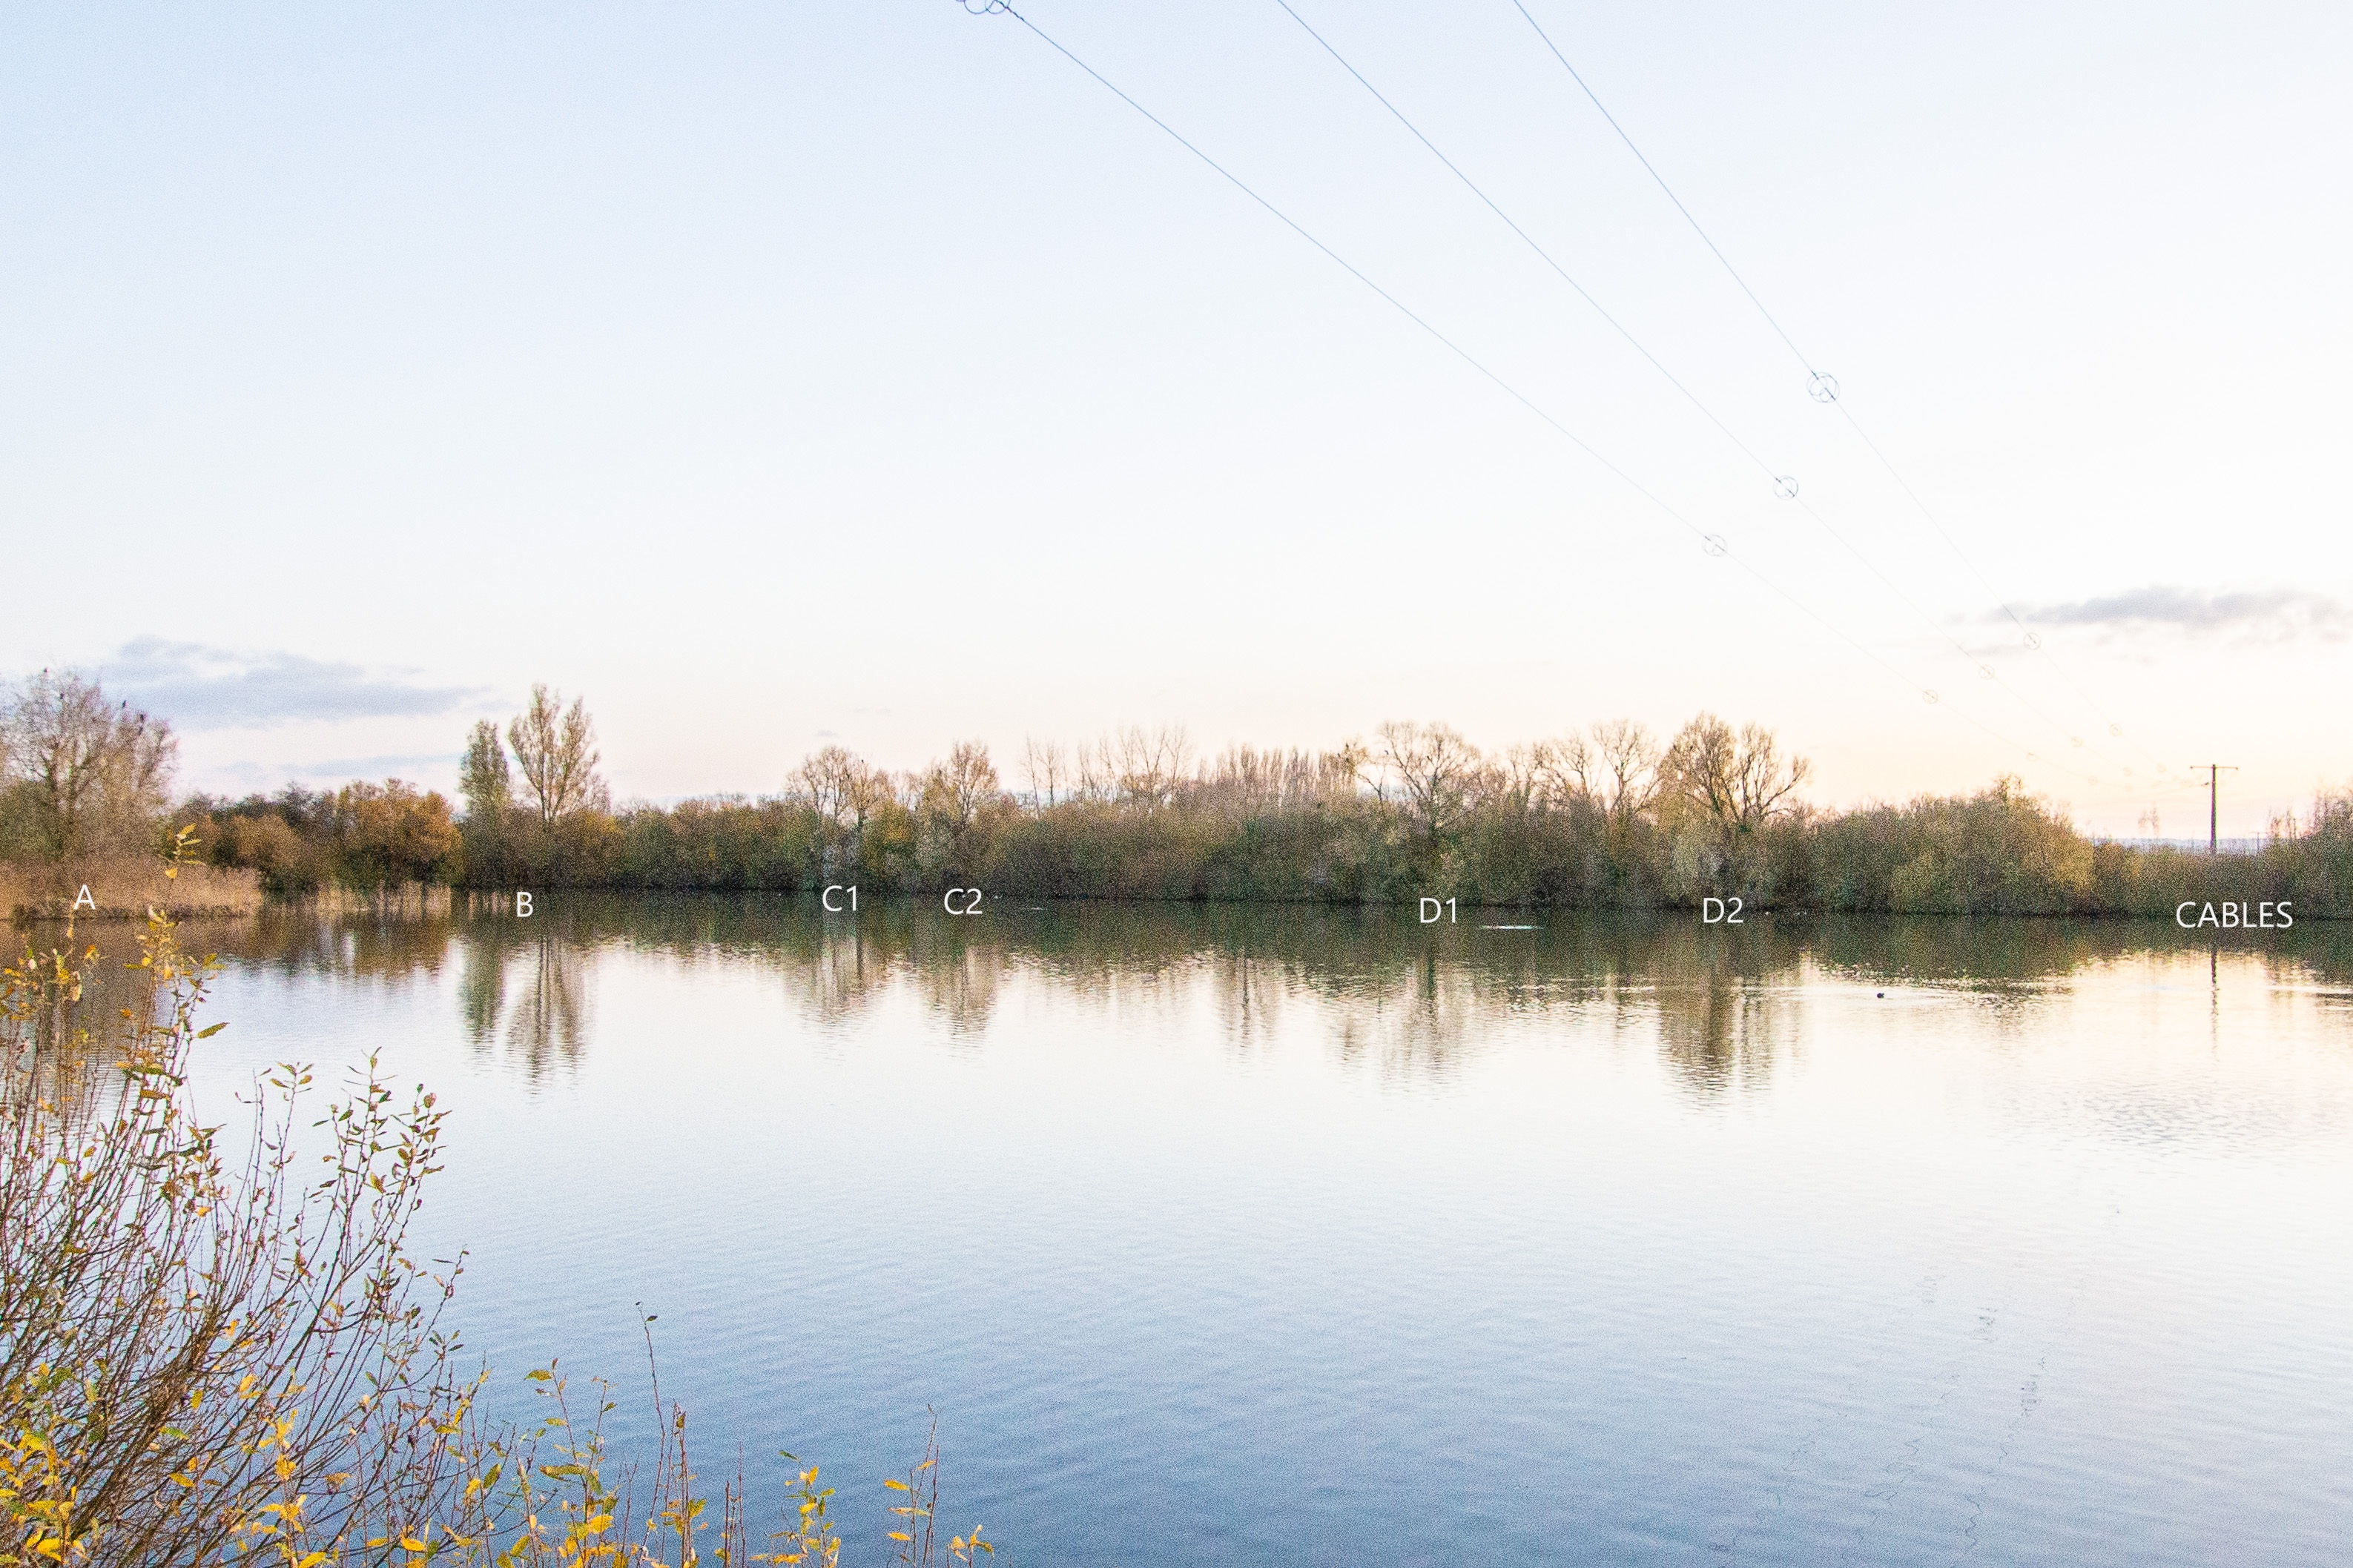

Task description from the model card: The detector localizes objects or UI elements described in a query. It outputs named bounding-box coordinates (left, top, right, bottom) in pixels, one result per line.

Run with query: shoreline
left=15, top=884, right=2333, bottom=927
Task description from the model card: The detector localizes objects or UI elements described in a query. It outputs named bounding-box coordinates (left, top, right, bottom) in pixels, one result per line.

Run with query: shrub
left=0, top=902, right=997, bottom=1568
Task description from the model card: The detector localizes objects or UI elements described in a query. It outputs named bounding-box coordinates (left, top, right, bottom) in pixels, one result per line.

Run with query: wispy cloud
left=2005, top=585, right=2349, bottom=639
left=98, top=638, right=493, bottom=730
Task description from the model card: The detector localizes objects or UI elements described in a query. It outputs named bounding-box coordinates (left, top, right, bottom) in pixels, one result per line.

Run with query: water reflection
left=492, top=936, right=591, bottom=1077
left=133, top=896, right=2353, bottom=1567
left=1655, top=967, right=1786, bottom=1104
left=4, top=920, right=244, bottom=1114
left=458, top=933, right=504, bottom=1045
left=164, top=897, right=2353, bottom=1100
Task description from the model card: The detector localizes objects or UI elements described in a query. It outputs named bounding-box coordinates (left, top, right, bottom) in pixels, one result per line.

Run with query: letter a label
left=73, top=884, right=96, bottom=912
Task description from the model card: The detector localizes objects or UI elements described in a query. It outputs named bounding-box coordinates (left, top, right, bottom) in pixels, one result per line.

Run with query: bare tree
left=1, top=670, right=177, bottom=857
left=1020, top=735, right=1068, bottom=810
left=506, top=685, right=605, bottom=836
left=1728, top=721, right=1810, bottom=826
left=1059, top=726, right=1192, bottom=810
left=945, top=740, right=1001, bottom=825
left=794, top=744, right=900, bottom=876
left=1327, top=738, right=1371, bottom=798
left=1663, top=713, right=1809, bottom=833
left=797, top=744, right=860, bottom=829
left=1573, top=719, right=1660, bottom=825
left=1496, top=741, right=1564, bottom=814
left=917, top=740, right=1003, bottom=873
left=1377, top=720, right=1481, bottom=843
left=920, top=741, right=1001, bottom=839
left=1663, top=714, right=1737, bottom=828
left=1106, top=725, right=1192, bottom=810
left=1187, top=741, right=1376, bottom=816
left=844, top=761, right=896, bottom=841
left=796, top=744, right=897, bottom=850
left=1073, top=741, right=1112, bottom=804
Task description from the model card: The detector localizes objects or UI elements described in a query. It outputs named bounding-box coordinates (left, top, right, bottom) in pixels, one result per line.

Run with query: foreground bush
left=0, top=904, right=989, bottom=1568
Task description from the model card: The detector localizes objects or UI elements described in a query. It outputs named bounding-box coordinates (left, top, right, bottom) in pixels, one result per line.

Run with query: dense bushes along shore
left=4, top=670, right=2340, bottom=917
left=178, top=695, right=2353, bottom=920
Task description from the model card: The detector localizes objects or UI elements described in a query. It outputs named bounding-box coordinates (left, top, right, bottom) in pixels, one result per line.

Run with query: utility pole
left=2193, top=764, right=2239, bottom=854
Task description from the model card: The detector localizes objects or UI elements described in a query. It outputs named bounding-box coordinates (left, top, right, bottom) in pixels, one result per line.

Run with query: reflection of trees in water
left=908, top=935, right=1005, bottom=1039
left=1324, top=947, right=1478, bottom=1079
left=1649, top=943, right=1787, bottom=1103
left=470, top=900, right=2337, bottom=1091
left=1210, top=945, right=1284, bottom=1053
left=1789, top=914, right=2353, bottom=988
left=811, top=914, right=1008, bottom=1037
left=796, top=920, right=886, bottom=1027
left=1280, top=917, right=1796, bottom=1088
left=191, top=906, right=595, bottom=1084
left=178, top=893, right=2353, bottom=1095
left=497, top=936, right=590, bottom=1079
left=458, top=933, right=505, bottom=1045
left=3, top=929, right=154, bottom=1118
left=449, top=924, right=591, bottom=1082
left=194, top=907, right=459, bottom=984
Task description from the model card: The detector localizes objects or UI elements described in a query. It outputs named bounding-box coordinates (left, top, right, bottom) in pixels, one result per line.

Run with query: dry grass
left=0, top=857, right=261, bottom=920
left=297, top=881, right=456, bottom=917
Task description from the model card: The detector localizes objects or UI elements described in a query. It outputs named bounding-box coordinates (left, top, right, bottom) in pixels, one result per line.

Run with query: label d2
left=1702, top=896, right=1743, bottom=924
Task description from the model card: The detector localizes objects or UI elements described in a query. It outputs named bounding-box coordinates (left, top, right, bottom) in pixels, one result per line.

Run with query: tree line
left=7, top=672, right=2349, bottom=917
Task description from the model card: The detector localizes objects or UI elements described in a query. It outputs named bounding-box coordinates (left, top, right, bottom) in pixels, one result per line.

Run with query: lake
left=163, top=896, right=2353, bottom=1566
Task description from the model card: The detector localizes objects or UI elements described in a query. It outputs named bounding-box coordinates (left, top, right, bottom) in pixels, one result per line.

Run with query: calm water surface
left=165, top=899, right=2353, bottom=1566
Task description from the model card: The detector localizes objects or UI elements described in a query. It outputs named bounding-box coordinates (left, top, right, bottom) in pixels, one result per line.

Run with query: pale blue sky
left=5, top=1, right=2346, bottom=833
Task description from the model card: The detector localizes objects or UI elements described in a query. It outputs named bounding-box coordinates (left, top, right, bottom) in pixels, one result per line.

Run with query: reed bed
left=1, top=857, right=262, bottom=922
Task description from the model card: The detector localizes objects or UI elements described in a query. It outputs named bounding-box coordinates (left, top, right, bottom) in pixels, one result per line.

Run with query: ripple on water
left=165, top=904, right=2353, bottom=1567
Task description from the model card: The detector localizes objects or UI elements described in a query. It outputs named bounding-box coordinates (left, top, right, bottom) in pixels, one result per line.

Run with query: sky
left=4, top=0, right=2347, bottom=835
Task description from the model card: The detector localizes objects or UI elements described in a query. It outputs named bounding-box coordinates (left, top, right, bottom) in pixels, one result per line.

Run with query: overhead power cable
left=1269, top=0, right=2142, bottom=784
left=1271, top=0, right=1772, bottom=477
left=959, top=1, right=2111, bottom=791
left=1505, top=0, right=2168, bottom=778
